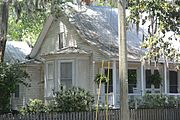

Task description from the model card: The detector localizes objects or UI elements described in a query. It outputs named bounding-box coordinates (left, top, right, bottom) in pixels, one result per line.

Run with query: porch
left=93, top=60, right=180, bottom=107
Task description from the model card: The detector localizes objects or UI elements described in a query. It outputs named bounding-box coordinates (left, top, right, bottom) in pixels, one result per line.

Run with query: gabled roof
left=63, top=3, right=144, bottom=60
left=29, top=3, right=145, bottom=60
left=4, top=41, right=31, bottom=63
left=29, top=15, right=54, bottom=58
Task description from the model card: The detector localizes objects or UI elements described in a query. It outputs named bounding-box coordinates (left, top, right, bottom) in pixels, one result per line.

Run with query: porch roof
left=4, top=41, right=32, bottom=63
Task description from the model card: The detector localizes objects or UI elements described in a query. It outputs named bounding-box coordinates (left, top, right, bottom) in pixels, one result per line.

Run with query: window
left=146, top=70, right=152, bottom=88
left=128, top=69, right=137, bottom=93
left=60, top=62, right=72, bottom=89
left=59, top=32, right=65, bottom=49
left=169, top=71, right=178, bottom=93
left=46, top=62, right=54, bottom=97
left=105, top=69, right=113, bottom=93
left=15, top=85, right=19, bottom=98
left=146, top=70, right=160, bottom=89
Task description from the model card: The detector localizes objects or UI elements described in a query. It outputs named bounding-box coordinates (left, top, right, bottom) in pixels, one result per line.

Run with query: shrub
left=48, top=87, right=94, bottom=112
left=20, top=99, right=48, bottom=114
left=129, top=94, right=179, bottom=109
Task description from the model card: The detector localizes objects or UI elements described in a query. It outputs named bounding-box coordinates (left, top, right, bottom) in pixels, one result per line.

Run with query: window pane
left=154, top=70, right=160, bottom=88
left=59, top=33, right=64, bottom=49
left=61, top=79, right=72, bottom=89
left=169, top=71, right=178, bottom=93
left=61, top=62, right=72, bottom=79
left=47, top=80, right=54, bottom=97
left=60, top=62, right=72, bottom=89
left=128, top=69, right=137, bottom=93
left=105, top=69, right=113, bottom=93
left=48, top=63, right=54, bottom=80
left=146, top=70, right=151, bottom=88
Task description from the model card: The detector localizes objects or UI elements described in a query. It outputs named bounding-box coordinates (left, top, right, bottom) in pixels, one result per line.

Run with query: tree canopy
left=128, top=0, right=180, bottom=67
left=7, top=0, right=52, bottom=46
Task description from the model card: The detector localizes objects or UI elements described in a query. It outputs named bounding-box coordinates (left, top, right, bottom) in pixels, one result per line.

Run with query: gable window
left=169, top=71, right=178, bottom=93
left=46, top=62, right=54, bottom=97
left=105, top=69, right=113, bottom=93
left=59, top=32, right=65, bottom=49
left=128, top=69, right=137, bottom=93
left=60, top=62, right=73, bottom=89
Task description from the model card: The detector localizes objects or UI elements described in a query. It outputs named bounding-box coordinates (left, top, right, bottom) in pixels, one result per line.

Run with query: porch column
left=164, top=63, right=167, bottom=94
left=141, top=63, right=144, bottom=95
left=113, top=60, right=117, bottom=107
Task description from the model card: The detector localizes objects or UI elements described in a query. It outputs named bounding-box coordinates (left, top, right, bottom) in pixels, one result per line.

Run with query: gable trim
left=29, top=15, right=54, bottom=58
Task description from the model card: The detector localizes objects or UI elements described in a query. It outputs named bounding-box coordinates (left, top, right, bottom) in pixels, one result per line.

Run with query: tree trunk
left=118, top=0, right=129, bottom=120
left=0, top=0, right=9, bottom=63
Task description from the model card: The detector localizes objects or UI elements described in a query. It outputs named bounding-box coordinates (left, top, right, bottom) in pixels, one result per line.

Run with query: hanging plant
left=150, top=72, right=162, bottom=87
left=94, top=73, right=107, bottom=85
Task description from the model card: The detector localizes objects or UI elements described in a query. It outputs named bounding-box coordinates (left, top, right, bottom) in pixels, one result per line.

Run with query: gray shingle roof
left=63, top=3, right=144, bottom=60
left=4, top=41, right=31, bottom=63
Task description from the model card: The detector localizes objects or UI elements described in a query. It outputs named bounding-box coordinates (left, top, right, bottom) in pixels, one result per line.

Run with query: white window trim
left=58, top=60, right=75, bottom=90
left=128, top=68, right=139, bottom=95
left=45, top=61, right=55, bottom=98
left=168, top=69, right=179, bottom=94
left=144, top=69, right=161, bottom=93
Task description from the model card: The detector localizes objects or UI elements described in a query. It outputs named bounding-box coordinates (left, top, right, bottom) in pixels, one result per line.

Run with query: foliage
left=7, top=0, right=51, bottom=46
left=20, top=99, right=48, bottom=114
left=150, top=72, right=162, bottom=86
left=94, top=73, right=107, bottom=85
left=0, top=63, right=29, bottom=112
left=129, top=94, right=180, bottom=109
left=128, top=0, right=180, bottom=67
left=48, top=87, right=94, bottom=112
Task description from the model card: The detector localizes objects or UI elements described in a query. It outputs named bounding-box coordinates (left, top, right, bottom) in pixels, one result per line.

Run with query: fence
left=0, top=109, right=180, bottom=120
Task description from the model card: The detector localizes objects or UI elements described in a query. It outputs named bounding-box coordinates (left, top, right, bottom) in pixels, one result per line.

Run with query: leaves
left=128, top=0, right=180, bottom=67
left=7, top=0, right=51, bottom=46
left=0, top=63, right=29, bottom=111
left=49, top=87, right=94, bottom=112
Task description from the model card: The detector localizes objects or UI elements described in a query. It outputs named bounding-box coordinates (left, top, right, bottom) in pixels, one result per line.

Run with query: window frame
left=128, top=69, right=137, bottom=94
left=104, top=68, right=113, bottom=93
left=168, top=70, right=178, bottom=93
left=145, top=69, right=161, bottom=93
left=45, top=61, right=55, bottom=97
left=58, top=60, right=74, bottom=90
left=58, top=32, right=65, bottom=49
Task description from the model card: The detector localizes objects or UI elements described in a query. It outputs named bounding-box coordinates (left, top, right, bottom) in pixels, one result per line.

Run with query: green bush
left=129, top=94, right=179, bottom=109
left=20, top=99, right=48, bottom=114
left=48, top=87, right=94, bottom=112
left=0, top=63, right=29, bottom=112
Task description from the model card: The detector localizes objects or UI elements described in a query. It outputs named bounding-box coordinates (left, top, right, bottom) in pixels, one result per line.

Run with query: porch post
left=164, top=63, right=167, bottom=94
left=141, top=63, right=144, bottom=95
left=113, top=60, right=117, bottom=107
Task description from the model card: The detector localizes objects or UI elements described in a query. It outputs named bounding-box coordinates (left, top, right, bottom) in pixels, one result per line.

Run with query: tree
left=118, top=0, right=129, bottom=120
left=0, top=63, right=29, bottom=112
left=0, top=0, right=52, bottom=61
left=128, top=0, right=180, bottom=67
left=8, top=0, right=51, bottom=46
left=0, top=0, right=9, bottom=62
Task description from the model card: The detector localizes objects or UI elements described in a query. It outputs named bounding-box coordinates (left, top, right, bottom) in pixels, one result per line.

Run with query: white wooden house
left=26, top=3, right=180, bottom=107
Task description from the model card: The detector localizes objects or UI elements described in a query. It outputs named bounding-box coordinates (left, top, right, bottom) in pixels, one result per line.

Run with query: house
left=3, top=41, right=44, bottom=110
left=19, top=3, right=180, bottom=108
